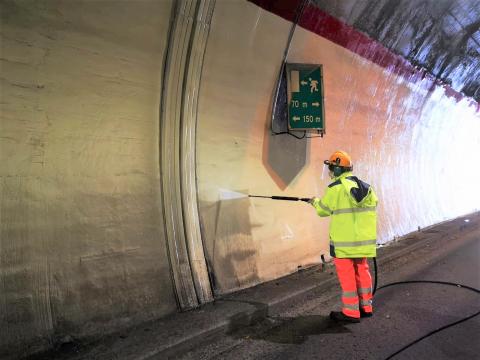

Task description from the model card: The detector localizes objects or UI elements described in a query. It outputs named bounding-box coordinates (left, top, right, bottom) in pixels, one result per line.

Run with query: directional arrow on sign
left=293, top=116, right=300, bottom=121
left=300, top=80, right=308, bottom=85
left=312, top=102, right=320, bottom=107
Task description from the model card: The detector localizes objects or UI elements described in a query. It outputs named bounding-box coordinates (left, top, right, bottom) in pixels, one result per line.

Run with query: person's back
left=310, top=150, right=378, bottom=322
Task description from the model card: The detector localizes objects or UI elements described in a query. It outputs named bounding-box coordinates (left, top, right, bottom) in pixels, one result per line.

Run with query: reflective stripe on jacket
left=312, top=171, right=378, bottom=258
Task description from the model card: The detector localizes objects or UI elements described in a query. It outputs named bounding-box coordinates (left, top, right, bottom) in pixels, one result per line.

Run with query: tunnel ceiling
left=313, top=0, right=480, bottom=102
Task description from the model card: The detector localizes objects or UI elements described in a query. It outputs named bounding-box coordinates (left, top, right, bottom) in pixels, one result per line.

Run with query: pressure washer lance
left=248, top=195, right=311, bottom=202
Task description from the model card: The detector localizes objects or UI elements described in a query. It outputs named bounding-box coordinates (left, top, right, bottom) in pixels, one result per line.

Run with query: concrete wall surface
left=312, top=0, right=480, bottom=102
left=0, top=0, right=177, bottom=357
left=197, top=0, right=480, bottom=295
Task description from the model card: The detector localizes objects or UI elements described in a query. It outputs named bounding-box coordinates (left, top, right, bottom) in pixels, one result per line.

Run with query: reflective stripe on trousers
left=354, top=259, right=373, bottom=313
left=334, top=258, right=373, bottom=317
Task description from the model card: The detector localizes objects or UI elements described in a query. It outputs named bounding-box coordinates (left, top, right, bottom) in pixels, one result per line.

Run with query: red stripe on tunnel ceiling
left=248, top=0, right=478, bottom=108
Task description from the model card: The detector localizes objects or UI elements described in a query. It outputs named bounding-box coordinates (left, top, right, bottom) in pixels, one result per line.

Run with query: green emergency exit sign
left=286, top=63, right=325, bottom=132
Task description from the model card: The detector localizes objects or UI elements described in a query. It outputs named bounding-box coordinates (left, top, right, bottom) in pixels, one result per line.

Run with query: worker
left=309, top=150, right=378, bottom=323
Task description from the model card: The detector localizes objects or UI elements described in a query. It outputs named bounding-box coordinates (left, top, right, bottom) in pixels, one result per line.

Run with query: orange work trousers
left=333, top=257, right=373, bottom=318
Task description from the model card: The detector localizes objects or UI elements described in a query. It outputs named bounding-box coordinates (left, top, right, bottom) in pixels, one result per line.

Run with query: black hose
left=371, top=257, right=480, bottom=360
left=384, top=310, right=480, bottom=360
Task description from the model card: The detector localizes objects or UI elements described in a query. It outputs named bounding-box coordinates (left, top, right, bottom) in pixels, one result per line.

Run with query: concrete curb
left=143, top=271, right=337, bottom=359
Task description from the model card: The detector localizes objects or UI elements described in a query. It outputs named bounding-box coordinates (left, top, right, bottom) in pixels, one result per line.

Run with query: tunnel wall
left=0, top=1, right=177, bottom=356
left=312, top=0, right=480, bottom=102
left=197, top=0, right=480, bottom=295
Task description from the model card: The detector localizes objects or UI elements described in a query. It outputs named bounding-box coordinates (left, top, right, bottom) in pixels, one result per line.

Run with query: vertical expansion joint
left=160, top=0, right=215, bottom=310
left=180, top=0, right=215, bottom=304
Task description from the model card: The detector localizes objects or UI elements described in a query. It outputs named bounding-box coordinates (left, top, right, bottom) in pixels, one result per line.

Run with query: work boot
left=329, top=311, right=360, bottom=323
left=360, top=309, right=373, bottom=318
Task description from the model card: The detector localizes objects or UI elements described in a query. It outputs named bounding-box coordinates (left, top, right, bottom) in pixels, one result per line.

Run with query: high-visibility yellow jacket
left=312, top=171, right=378, bottom=258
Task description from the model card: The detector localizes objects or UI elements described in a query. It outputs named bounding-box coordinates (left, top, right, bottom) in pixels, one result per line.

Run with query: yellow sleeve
left=311, top=187, right=334, bottom=217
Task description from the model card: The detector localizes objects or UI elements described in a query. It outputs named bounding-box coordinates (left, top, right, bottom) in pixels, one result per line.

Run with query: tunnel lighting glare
left=464, top=219, right=470, bottom=222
